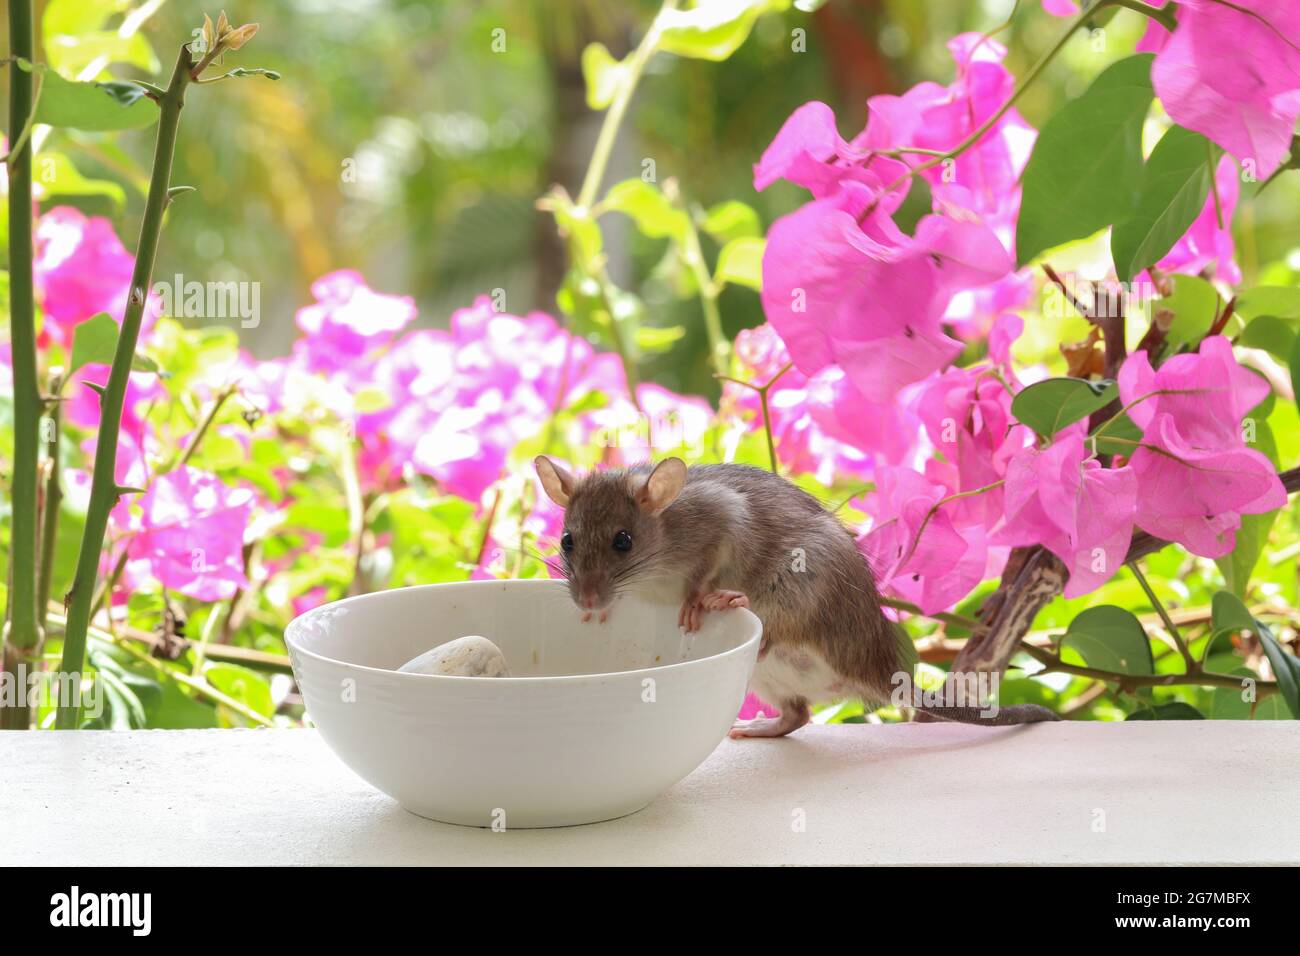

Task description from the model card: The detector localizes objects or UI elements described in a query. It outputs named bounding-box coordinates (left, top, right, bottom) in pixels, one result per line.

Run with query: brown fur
left=552, top=461, right=904, bottom=704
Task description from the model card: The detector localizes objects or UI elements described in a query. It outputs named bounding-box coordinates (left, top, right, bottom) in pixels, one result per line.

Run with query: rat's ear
left=637, top=457, right=687, bottom=513
left=534, top=455, right=576, bottom=507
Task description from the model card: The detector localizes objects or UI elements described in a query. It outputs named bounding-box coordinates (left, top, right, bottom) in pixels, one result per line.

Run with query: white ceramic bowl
left=285, top=579, right=762, bottom=827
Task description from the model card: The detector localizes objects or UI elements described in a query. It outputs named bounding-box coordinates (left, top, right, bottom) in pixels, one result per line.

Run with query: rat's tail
left=911, top=703, right=1061, bottom=725
left=887, top=625, right=1060, bottom=724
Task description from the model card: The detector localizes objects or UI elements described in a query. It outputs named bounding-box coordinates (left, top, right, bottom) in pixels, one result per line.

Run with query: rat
left=535, top=455, right=1058, bottom=737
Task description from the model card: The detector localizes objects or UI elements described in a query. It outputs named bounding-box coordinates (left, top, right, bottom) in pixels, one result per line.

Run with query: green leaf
left=1126, top=702, right=1205, bottom=720
left=1210, top=667, right=1286, bottom=720
left=656, top=0, right=792, bottom=61
left=1091, top=412, right=1143, bottom=457
left=1257, top=620, right=1300, bottom=719
left=353, top=385, right=392, bottom=414
left=148, top=680, right=219, bottom=729
left=1215, top=414, right=1278, bottom=596
left=1016, top=55, right=1154, bottom=266
left=45, top=30, right=159, bottom=76
left=224, top=68, right=281, bottom=81
left=1210, top=590, right=1255, bottom=635
left=1237, top=314, right=1296, bottom=360
left=1111, top=126, right=1213, bottom=282
left=1060, top=605, right=1154, bottom=675
left=714, top=236, right=765, bottom=291
left=131, top=352, right=162, bottom=374
left=634, top=324, right=687, bottom=353
left=42, top=0, right=127, bottom=37
left=600, top=179, right=688, bottom=240
left=1155, top=273, right=1221, bottom=350
left=1291, top=328, right=1300, bottom=412
left=34, top=151, right=126, bottom=209
left=700, top=200, right=761, bottom=243
left=580, top=42, right=627, bottom=110
left=205, top=663, right=275, bottom=719
left=1236, top=285, right=1300, bottom=321
left=1207, top=599, right=1298, bottom=718
left=1012, top=377, right=1116, bottom=440
left=35, top=70, right=159, bottom=131
left=68, top=312, right=119, bottom=373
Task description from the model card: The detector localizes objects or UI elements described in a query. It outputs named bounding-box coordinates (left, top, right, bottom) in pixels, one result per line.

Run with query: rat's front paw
left=700, top=589, right=748, bottom=612
left=678, top=595, right=705, bottom=633
left=679, top=589, right=748, bottom=633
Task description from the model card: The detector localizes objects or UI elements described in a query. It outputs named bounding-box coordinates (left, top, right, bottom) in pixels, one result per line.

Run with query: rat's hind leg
left=729, top=697, right=810, bottom=739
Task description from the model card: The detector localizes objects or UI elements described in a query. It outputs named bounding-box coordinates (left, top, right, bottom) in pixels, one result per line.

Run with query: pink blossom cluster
left=755, top=35, right=1029, bottom=405
left=15, top=2, right=1293, bottom=620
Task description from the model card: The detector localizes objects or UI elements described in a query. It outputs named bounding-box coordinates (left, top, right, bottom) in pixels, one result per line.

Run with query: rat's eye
left=613, top=530, right=633, bottom=552
left=560, top=532, right=574, bottom=553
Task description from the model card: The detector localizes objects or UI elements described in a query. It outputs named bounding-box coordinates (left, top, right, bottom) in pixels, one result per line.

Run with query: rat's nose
left=579, top=590, right=597, bottom=610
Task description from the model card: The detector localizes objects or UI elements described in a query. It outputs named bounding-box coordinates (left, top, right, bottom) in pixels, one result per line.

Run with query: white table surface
left=3, top=722, right=1296, bottom=866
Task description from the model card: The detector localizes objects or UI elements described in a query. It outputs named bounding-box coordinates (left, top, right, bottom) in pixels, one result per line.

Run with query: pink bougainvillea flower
left=586, top=383, right=714, bottom=463
left=65, top=363, right=164, bottom=488
left=116, top=465, right=256, bottom=601
left=858, top=466, right=989, bottom=615
left=292, top=586, right=329, bottom=616
left=390, top=295, right=631, bottom=501
left=915, top=365, right=1033, bottom=528
left=1150, top=154, right=1241, bottom=283
left=1146, top=1, right=1300, bottom=179
left=1118, top=336, right=1286, bottom=557
left=721, top=324, right=917, bottom=482
left=994, top=428, right=1137, bottom=598
left=752, top=101, right=882, bottom=199
left=33, top=206, right=137, bottom=348
left=737, top=691, right=780, bottom=720
left=754, top=39, right=1029, bottom=399
left=293, top=269, right=417, bottom=374
left=944, top=270, right=1033, bottom=349
left=760, top=180, right=1011, bottom=402
left=861, top=33, right=1036, bottom=241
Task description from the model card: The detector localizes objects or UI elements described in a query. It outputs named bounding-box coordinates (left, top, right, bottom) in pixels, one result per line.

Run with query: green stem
left=880, top=596, right=986, bottom=634
left=681, top=205, right=728, bottom=377
left=1206, top=137, right=1224, bottom=230
left=190, top=600, right=226, bottom=676
left=718, top=361, right=793, bottom=473
left=1127, top=559, right=1196, bottom=671
left=341, top=434, right=367, bottom=597
left=0, top=66, right=41, bottom=164
left=575, top=0, right=677, bottom=209
left=176, top=382, right=235, bottom=468
left=1, top=0, right=40, bottom=731
left=1108, top=0, right=1178, bottom=31
left=37, top=372, right=65, bottom=639
left=55, top=44, right=195, bottom=730
left=873, top=0, right=1108, bottom=207
left=1020, top=642, right=1272, bottom=694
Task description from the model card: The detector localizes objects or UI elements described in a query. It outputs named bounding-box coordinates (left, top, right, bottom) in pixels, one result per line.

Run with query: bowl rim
left=284, top=579, right=763, bottom=685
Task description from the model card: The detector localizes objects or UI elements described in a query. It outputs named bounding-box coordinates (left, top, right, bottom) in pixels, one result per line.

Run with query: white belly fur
left=749, top=643, right=847, bottom=709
